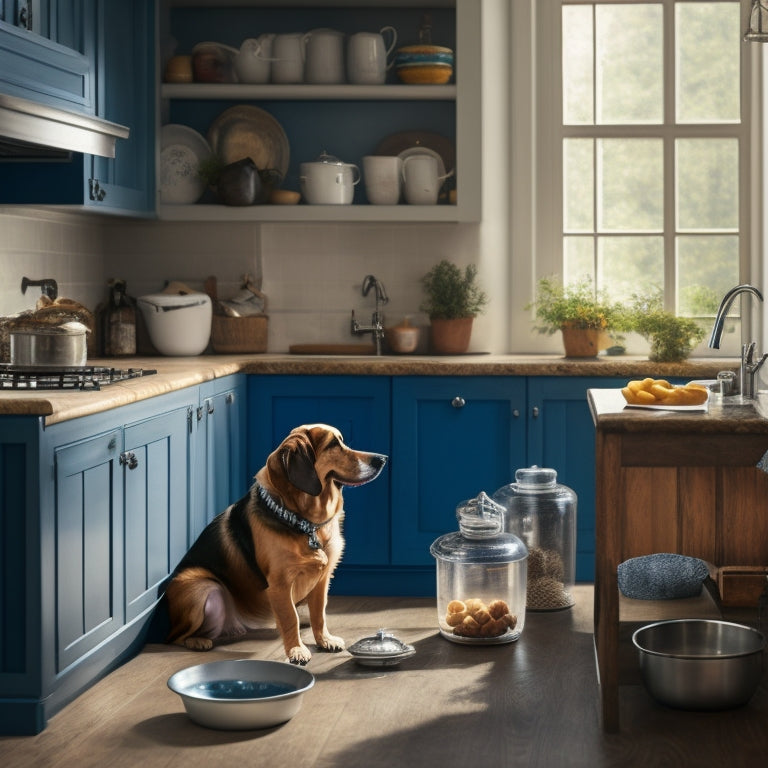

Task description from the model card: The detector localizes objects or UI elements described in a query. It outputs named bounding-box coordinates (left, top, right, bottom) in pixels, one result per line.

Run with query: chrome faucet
left=709, top=284, right=767, bottom=398
left=351, top=274, right=389, bottom=355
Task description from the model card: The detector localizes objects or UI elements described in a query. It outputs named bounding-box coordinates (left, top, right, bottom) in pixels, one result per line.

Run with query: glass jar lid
left=315, top=150, right=343, bottom=165
left=430, top=492, right=528, bottom=563
left=348, top=629, right=416, bottom=666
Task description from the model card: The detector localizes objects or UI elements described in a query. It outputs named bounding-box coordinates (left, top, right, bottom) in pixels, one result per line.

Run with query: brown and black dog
left=165, top=424, right=387, bottom=665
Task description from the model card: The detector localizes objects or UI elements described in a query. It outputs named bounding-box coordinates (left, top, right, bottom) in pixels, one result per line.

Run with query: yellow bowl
left=396, top=64, right=453, bottom=85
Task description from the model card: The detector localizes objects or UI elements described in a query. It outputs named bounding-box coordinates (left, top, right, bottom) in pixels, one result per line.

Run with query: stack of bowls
left=394, top=45, right=454, bottom=84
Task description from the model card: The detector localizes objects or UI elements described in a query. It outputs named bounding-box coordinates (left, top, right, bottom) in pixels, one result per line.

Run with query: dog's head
left=267, top=424, right=387, bottom=498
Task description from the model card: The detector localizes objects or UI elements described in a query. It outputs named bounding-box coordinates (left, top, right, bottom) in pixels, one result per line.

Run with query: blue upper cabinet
left=0, top=0, right=155, bottom=214
left=0, top=0, right=96, bottom=113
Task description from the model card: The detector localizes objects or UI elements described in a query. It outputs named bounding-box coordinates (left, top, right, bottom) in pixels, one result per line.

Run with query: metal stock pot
left=10, top=322, right=88, bottom=367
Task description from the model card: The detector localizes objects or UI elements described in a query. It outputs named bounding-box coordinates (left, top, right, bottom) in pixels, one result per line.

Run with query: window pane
left=677, top=235, right=739, bottom=315
left=564, top=236, right=595, bottom=284
left=564, top=139, right=594, bottom=231
left=563, top=5, right=594, bottom=125
left=676, top=139, right=739, bottom=230
left=598, top=139, right=663, bottom=232
left=595, top=4, right=663, bottom=124
left=676, top=2, right=740, bottom=123
left=597, top=236, right=664, bottom=302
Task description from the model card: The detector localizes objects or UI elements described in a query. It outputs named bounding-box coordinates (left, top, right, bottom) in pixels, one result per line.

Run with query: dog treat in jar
left=493, top=467, right=576, bottom=611
left=430, top=492, right=527, bottom=644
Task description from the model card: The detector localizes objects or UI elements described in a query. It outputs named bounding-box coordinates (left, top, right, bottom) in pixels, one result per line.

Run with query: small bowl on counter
left=632, top=619, right=765, bottom=710
left=167, top=659, right=315, bottom=730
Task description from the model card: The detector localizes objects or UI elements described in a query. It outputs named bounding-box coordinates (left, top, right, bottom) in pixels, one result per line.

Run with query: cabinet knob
left=451, top=396, right=466, bottom=408
left=207, top=399, right=214, bottom=415
left=18, top=2, right=32, bottom=30
left=119, top=451, right=138, bottom=470
left=226, top=392, right=235, bottom=405
left=512, top=409, right=520, bottom=418
left=89, top=179, right=106, bottom=202
left=532, top=406, right=540, bottom=418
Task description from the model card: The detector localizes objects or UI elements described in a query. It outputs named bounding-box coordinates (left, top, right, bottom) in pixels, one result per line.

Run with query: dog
left=165, top=423, right=387, bottom=665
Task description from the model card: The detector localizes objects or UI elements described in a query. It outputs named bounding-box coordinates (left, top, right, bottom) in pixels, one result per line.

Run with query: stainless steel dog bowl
left=632, top=619, right=764, bottom=710
left=167, top=659, right=314, bottom=730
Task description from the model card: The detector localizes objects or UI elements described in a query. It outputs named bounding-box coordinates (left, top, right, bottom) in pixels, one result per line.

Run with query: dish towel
left=617, top=553, right=709, bottom=600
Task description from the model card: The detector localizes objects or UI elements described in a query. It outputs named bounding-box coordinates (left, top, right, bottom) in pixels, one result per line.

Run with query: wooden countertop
left=588, top=387, right=768, bottom=434
left=0, top=354, right=737, bottom=425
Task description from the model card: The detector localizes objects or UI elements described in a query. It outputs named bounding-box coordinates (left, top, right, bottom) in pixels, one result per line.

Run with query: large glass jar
left=493, top=467, right=576, bottom=611
left=430, top=492, right=527, bottom=644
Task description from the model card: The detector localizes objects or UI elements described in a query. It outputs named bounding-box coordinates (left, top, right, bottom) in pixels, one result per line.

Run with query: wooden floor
left=2, top=585, right=767, bottom=768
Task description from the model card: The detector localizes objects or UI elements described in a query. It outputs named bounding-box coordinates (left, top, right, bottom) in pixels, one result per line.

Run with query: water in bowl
left=192, top=679, right=295, bottom=699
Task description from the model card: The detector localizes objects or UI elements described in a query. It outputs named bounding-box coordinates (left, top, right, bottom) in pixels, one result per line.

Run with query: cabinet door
left=53, top=428, right=122, bottom=671
left=527, top=376, right=627, bottom=582
left=391, top=376, right=527, bottom=565
left=248, top=375, right=390, bottom=565
left=88, top=0, right=154, bottom=212
left=123, top=407, right=189, bottom=623
left=197, top=380, right=246, bottom=537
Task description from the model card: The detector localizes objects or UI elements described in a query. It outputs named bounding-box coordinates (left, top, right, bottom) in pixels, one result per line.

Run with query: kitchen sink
left=288, top=343, right=377, bottom=355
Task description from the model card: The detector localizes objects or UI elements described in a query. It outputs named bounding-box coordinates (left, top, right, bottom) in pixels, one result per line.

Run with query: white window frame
left=509, top=0, right=763, bottom=357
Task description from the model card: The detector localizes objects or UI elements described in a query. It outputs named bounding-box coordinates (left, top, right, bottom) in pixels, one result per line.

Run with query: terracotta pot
left=429, top=316, right=473, bottom=355
left=560, top=325, right=601, bottom=358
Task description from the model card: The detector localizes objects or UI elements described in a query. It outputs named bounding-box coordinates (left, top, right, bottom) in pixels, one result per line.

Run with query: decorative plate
left=160, top=124, right=212, bottom=204
left=208, top=105, right=290, bottom=179
left=374, top=131, right=455, bottom=175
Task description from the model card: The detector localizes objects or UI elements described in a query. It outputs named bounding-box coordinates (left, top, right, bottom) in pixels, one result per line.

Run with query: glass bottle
left=430, top=492, right=527, bottom=644
left=493, top=466, right=577, bottom=611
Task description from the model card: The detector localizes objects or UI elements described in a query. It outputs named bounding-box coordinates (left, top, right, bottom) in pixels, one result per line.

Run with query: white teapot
left=234, top=34, right=276, bottom=83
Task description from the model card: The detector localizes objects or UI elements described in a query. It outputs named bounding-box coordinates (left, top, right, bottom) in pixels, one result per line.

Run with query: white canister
left=300, top=152, right=361, bottom=205
left=234, top=34, right=276, bottom=84
left=136, top=293, right=212, bottom=356
left=347, top=26, right=397, bottom=85
left=304, top=28, right=345, bottom=84
left=363, top=155, right=402, bottom=205
left=272, top=32, right=306, bottom=84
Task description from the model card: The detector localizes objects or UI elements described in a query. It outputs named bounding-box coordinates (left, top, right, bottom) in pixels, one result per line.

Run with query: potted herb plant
left=420, top=260, right=488, bottom=354
left=528, top=277, right=626, bottom=357
left=626, top=291, right=706, bottom=362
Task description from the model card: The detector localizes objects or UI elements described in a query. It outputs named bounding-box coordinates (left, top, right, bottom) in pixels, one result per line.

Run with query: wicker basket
left=211, top=314, right=268, bottom=353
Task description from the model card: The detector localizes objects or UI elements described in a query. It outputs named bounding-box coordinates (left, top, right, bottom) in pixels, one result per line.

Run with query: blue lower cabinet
left=247, top=375, right=391, bottom=573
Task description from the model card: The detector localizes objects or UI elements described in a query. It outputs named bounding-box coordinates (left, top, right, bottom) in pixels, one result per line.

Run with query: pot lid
left=11, top=321, right=89, bottom=336
left=348, top=629, right=415, bottom=665
left=315, top=150, right=343, bottom=165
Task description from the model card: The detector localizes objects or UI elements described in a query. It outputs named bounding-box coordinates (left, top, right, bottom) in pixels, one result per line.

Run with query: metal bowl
left=632, top=619, right=764, bottom=710
left=167, top=659, right=314, bottom=730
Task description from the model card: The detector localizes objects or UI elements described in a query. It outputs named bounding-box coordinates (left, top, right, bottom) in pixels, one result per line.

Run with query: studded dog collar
left=255, top=481, right=335, bottom=550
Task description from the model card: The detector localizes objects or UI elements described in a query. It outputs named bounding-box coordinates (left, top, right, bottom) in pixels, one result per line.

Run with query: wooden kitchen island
left=589, top=388, right=768, bottom=732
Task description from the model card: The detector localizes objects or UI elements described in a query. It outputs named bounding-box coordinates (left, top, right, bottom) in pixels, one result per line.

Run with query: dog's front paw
left=317, top=633, right=345, bottom=653
left=288, top=644, right=312, bottom=665
left=184, top=636, right=214, bottom=651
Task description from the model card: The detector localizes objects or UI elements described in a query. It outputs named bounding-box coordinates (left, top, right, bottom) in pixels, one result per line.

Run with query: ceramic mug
left=304, top=28, right=345, bottom=84
left=401, top=154, right=452, bottom=205
left=347, top=26, right=397, bottom=85
left=272, top=32, right=306, bottom=84
left=234, top=34, right=276, bottom=84
left=363, top=155, right=402, bottom=205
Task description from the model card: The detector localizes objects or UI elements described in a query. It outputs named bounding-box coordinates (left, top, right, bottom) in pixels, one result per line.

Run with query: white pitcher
left=234, top=34, right=276, bottom=83
left=402, top=154, right=452, bottom=205
left=347, top=26, right=397, bottom=85
left=272, top=32, right=307, bottom=84
left=304, top=28, right=345, bottom=84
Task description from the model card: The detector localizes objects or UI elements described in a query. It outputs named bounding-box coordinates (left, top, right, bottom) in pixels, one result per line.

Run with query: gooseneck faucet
left=709, top=284, right=767, bottom=398
left=351, top=275, right=389, bottom=355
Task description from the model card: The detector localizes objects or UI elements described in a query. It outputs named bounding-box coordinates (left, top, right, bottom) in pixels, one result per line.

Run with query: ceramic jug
left=234, top=34, right=276, bottom=83
left=272, top=32, right=306, bottom=84
left=347, top=26, right=397, bottom=85
left=304, top=28, right=345, bottom=84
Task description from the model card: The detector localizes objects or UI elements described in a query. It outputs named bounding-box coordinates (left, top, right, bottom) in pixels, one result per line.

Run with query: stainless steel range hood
left=0, top=92, right=129, bottom=159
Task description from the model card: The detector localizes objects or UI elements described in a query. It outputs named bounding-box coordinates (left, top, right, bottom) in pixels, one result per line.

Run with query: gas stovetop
left=0, top=365, right=157, bottom=391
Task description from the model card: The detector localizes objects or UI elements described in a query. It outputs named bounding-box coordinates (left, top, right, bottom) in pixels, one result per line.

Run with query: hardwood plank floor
left=1, top=585, right=767, bottom=768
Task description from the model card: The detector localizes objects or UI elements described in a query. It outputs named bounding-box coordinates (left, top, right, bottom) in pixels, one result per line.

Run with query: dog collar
left=255, top=481, right=333, bottom=550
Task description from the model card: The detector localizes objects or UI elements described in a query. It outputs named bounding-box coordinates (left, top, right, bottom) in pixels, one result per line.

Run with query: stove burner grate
left=0, top=365, right=157, bottom=391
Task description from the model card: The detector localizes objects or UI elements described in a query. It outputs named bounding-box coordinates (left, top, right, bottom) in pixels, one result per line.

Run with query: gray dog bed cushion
left=617, top=553, right=710, bottom=600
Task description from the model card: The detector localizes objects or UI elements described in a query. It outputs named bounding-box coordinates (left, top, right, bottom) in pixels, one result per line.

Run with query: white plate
left=160, top=124, right=212, bottom=204
left=624, top=402, right=709, bottom=412
left=397, top=146, right=447, bottom=178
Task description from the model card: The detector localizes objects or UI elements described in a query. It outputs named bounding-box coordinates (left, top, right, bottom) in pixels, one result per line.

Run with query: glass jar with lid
left=429, top=492, right=527, bottom=644
left=493, top=466, right=576, bottom=611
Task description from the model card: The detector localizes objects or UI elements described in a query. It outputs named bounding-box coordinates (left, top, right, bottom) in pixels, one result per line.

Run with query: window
left=529, top=0, right=758, bottom=356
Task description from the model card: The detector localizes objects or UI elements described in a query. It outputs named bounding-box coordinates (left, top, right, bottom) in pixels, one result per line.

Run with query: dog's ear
left=281, top=433, right=322, bottom=496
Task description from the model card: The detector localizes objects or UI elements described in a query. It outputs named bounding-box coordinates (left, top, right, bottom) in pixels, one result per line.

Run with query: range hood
left=0, top=92, right=129, bottom=159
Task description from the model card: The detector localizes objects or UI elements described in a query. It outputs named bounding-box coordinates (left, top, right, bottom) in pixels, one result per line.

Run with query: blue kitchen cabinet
left=247, top=375, right=391, bottom=570
left=0, top=0, right=154, bottom=214
left=0, top=386, right=197, bottom=735
left=194, top=374, right=247, bottom=539
left=390, top=376, right=528, bottom=571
